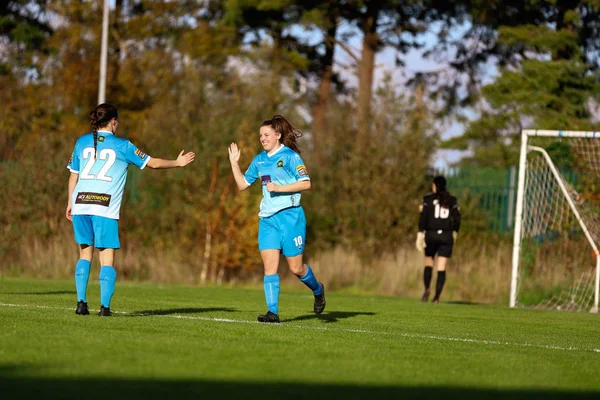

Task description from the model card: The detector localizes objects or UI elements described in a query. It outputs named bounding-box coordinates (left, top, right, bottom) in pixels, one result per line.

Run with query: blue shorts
left=258, top=206, right=306, bottom=257
left=72, top=215, right=120, bottom=249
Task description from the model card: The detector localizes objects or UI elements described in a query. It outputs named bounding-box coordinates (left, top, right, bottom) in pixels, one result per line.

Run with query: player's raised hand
left=176, top=150, right=195, bottom=167
left=228, top=143, right=241, bottom=163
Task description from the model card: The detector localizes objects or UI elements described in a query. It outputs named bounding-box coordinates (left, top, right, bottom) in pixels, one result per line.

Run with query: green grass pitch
left=1, top=277, right=599, bottom=399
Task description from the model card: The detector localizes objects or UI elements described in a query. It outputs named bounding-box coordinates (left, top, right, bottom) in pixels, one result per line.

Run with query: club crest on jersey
left=296, top=165, right=308, bottom=176
left=135, top=149, right=147, bottom=159
left=277, top=160, right=283, bottom=168
left=98, top=136, right=105, bottom=142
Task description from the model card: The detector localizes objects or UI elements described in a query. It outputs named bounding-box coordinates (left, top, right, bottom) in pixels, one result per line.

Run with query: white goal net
left=511, top=130, right=600, bottom=313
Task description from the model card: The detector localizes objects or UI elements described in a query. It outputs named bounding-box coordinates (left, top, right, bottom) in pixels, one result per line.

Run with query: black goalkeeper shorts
left=424, top=230, right=454, bottom=258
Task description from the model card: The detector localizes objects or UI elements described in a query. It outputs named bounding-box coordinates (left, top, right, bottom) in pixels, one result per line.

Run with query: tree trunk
left=311, top=0, right=338, bottom=164
left=200, top=159, right=219, bottom=284
left=554, top=2, right=577, bottom=61
left=216, top=262, right=225, bottom=285
left=108, top=0, right=123, bottom=96
left=357, top=2, right=380, bottom=132
left=412, top=78, right=425, bottom=131
left=199, top=226, right=211, bottom=284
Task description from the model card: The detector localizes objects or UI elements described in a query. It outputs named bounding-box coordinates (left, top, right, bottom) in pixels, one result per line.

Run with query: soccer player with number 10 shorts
left=228, top=115, right=325, bottom=323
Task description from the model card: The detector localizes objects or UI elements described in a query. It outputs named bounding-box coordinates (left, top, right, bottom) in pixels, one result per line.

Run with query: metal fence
left=432, top=166, right=518, bottom=234
left=431, top=166, right=582, bottom=235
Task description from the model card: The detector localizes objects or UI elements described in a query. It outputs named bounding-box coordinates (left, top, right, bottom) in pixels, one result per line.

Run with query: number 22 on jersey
left=80, top=147, right=116, bottom=182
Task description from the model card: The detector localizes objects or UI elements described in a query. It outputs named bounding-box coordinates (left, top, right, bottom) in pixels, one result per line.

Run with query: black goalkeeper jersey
left=418, top=192, right=461, bottom=233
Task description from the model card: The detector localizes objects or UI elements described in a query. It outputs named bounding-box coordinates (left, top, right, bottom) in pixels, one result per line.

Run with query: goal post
left=511, top=130, right=600, bottom=313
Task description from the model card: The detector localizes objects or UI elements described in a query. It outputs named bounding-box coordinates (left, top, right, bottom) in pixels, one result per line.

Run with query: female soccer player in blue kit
left=66, top=103, right=195, bottom=316
left=228, top=115, right=325, bottom=323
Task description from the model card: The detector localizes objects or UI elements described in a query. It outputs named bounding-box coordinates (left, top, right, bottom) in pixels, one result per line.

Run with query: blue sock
left=74, top=259, right=91, bottom=302
left=99, top=266, right=117, bottom=308
left=299, top=264, right=322, bottom=295
left=263, top=274, right=280, bottom=315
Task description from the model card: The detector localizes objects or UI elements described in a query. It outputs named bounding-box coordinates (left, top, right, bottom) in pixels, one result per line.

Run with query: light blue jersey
left=67, top=131, right=150, bottom=219
left=244, top=145, right=310, bottom=218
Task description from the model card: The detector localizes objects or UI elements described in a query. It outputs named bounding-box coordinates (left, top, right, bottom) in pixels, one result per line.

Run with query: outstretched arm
left=228, top=143, right=250, bottom=191
left=147, top=150, right=195, bottom=169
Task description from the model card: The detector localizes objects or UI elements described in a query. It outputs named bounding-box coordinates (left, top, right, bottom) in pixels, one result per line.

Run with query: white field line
left=2, top=302, right=599, bottom=354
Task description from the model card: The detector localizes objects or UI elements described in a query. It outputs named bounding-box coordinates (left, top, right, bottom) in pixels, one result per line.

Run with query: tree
left=336, top=0, right=467, bottom=131
left=0, top=0, right=52, bottom=68
left=441, top=1, right=600, bottom=167
left=0, top=0, right=52, bottom=159
left=305, top=73, right=437, bottom=257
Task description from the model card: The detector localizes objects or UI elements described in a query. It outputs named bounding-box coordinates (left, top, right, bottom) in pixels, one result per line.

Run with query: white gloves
left=453, top=231, right=458, bottom=243
left=415, top=231, right=426, bottom=252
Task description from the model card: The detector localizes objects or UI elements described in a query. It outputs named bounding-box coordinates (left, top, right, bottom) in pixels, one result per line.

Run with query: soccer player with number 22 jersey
left=66, top=103, right=195, bottom=316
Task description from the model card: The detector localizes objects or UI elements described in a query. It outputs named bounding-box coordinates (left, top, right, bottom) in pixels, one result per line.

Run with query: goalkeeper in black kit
left=415, top=176, right=461, bottom=303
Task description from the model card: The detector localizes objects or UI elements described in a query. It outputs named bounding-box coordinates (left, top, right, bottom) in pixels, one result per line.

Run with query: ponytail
left=433, top=175, right=452, bottom=208
left=89, top=103, right=118, bottom=160
left=89, top=110, right=99, bottom=160
left=261, top=115, right=303, bottom=154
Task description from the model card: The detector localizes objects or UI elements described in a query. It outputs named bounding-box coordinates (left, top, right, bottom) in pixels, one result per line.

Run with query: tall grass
left=517, top=234, right=598, bottom=306
left=308, top=237, right=512, bottom=304
left=2, top=233, right=513, bottom=304
left=4, top=233, right=595, bottom=306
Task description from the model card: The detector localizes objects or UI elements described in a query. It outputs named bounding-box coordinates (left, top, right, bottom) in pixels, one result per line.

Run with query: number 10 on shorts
left=293, top=236, right=303, bottom=247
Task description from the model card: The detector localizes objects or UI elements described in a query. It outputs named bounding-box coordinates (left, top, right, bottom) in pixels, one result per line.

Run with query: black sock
left=434, top=271, right=446, bottom=300
left=423, top=266, right=433, bottom=290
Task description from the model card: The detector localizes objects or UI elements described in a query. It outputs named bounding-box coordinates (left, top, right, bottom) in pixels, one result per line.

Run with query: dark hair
left=433, top=175, right=452, bottom=208
left=261, top=115, right=303, bottom=154
left=89, top=103, right=118, bottom=159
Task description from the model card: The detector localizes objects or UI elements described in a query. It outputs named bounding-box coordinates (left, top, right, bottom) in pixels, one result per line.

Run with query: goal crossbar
left=522, top=129, right=599, bottom=138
